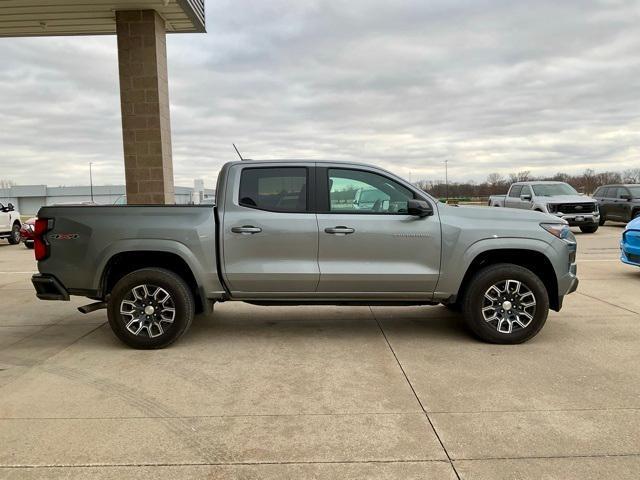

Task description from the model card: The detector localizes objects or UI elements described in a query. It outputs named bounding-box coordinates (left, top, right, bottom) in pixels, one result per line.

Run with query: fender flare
left=436, top=236, right=556, bottom=296
left=92, top=239, right=208, bottom=293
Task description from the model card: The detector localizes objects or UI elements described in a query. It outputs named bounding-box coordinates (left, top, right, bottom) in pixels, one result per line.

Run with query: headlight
left=540, top=222, right=572, bottom=240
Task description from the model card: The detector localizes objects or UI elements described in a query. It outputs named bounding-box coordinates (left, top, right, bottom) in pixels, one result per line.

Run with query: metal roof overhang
left=0, top=0, right=205, bottom=37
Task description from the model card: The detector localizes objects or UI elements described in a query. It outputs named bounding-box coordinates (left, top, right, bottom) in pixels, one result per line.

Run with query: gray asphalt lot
left=0, top=224, right=638, bottom=479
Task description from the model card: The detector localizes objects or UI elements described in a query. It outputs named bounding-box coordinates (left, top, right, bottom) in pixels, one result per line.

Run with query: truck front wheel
left=579, top=225, right=598, bottom=233
left=462, top=264, right=549, bottom=344
left=8, top=223, right=21, bottom=245
left=107, top=268, right=195, bottom=349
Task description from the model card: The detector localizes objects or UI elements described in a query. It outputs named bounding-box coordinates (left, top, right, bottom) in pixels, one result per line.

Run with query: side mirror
left=520, top=194, right=532, bottom=201
left=7, top=203, right=14, bottom=211
left=620, top=194, right=631, bottom=201
left=407, top=199, right=433, bottom=217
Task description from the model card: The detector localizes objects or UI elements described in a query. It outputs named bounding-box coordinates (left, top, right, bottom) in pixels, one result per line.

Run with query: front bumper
left=32, top=274, right=69, bottom=301
left=552, top=212, right=599, bottom=226
left=621, top=229, right=640, bottom=266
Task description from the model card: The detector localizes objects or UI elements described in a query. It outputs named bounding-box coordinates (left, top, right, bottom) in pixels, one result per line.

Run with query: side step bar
left=78, top=302, right=107, bottom=314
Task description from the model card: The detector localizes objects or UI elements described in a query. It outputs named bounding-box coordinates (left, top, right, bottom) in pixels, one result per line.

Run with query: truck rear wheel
left=461, top=263, right=549, bottom=344
left=107, top=268, right=195, bottom=349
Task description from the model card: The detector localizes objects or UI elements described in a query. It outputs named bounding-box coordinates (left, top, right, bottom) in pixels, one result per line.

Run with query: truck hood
left=538, top=195, right=595, bottom=204
left=439, top=203, right=559, bottom=223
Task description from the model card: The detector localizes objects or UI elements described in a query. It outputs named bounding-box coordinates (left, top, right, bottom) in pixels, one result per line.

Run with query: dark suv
left=593, top=185, right=640, bottom=224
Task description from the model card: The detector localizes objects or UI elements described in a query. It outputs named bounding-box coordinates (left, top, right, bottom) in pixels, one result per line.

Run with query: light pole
left=444, top=160, right=449, bottom=202
left=89, top=162, right=94, bottom=202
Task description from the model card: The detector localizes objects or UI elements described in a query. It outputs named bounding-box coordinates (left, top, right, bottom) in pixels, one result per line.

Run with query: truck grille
left=550, top=202, right=597, bottom=214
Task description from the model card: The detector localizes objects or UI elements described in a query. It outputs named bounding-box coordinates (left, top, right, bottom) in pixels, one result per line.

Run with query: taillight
left=34, top=218, right=53, bottom=261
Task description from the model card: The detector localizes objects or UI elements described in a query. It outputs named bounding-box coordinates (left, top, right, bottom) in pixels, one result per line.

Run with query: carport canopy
left=0, top=1, right=206, bottom=204
left=0, top=1, right=204, bottom=36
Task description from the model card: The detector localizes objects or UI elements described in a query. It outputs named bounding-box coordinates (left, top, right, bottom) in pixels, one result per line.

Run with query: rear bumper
left=32, top=274, right=69, bottom=301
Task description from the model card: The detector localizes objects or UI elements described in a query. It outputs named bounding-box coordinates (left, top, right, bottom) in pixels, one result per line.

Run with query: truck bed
left=36, top=204, right=222, bottom=300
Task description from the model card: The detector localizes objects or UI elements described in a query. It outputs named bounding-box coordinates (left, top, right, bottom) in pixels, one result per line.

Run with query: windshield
left=531, top=183, right=577, bottom=196
left=628, top=186, right=640, bottom=197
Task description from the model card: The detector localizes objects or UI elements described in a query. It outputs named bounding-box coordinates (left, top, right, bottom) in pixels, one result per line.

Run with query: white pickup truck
left=489, top=181, right=600, bottom=233
left=0, top=202, right=22, bottom=244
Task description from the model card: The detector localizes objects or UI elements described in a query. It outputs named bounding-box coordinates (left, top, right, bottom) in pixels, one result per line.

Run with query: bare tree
left=509, top=171, right=531, bottom=183
left=623, top=168, right=640, bottom=183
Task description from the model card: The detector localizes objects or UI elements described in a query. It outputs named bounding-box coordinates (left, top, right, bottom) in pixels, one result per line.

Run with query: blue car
left=621, top=216, right=640, bottom=266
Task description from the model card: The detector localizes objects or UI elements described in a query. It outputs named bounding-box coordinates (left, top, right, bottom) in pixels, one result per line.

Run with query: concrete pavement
left=0, top=224, right=638, bottom=479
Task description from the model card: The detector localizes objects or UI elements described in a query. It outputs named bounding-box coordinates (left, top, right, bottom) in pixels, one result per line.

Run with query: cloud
left=0, top=0, right=639, bottom=188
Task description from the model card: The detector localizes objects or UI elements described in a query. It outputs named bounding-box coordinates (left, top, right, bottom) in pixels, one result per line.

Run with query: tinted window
left=509, top=185, right=523, bottom=197
left=239, top=167, right=308, bottom=212
left=328, top=169, right=414, bottom=214
left=628, top=186, right=640, bottom=197
left=593, top=187, right=604, bottom=198
left=601, top=187, right=613, bottom=198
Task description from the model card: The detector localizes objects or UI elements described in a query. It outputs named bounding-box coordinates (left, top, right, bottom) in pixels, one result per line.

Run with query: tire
left=8, top=223, right=21, bottom=245
left=579, top=225, right=598, bottom=233
left=461, top=263, right=549, bottom=344
left=107, top=268, right=195, bottom=349
left=25, top=240, right=34, bottom=249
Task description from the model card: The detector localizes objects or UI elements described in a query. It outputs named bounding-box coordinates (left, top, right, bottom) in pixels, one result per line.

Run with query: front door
left=0, top=204, right=9, bottom=232
left=316, top=166, right=441, bottom=295
left=221, top=165, right=319, bottom=293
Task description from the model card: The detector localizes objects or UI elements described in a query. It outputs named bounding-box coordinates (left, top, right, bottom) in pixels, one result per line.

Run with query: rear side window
left=509, top=185, right=523, bottom=197
left=239, top=167, right=308, bottom=213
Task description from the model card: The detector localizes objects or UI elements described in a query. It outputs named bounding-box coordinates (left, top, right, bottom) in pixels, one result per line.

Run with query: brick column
left=116, top=10, right=175, bottom=204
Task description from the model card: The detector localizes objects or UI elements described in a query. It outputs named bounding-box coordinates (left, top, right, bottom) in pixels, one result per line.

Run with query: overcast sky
left=0, top=0, right=638, bottom=188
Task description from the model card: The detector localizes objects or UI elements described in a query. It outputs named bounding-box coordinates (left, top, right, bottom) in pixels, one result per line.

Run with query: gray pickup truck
left=31, top=160, right=578, bottom=348
left=488, top=181, right=600, bottom=233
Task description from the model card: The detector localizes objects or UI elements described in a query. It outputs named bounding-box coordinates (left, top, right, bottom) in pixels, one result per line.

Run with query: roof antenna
left=233, top=143, right=247, bottom=161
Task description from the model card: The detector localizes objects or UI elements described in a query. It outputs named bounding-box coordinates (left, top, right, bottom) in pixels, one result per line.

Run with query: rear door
left=609, top=187, right=624, bottom=220
left=315, top=166, right=441, bottom=296
left=221, top=164, right=320, bottom=294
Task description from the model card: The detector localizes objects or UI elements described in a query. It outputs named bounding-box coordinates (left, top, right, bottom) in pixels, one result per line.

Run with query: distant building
left=0, top=184, right=215, bottom=215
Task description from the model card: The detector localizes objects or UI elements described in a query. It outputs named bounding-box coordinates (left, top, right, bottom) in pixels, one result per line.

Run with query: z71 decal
left=51, top=233, right=80, bottom=240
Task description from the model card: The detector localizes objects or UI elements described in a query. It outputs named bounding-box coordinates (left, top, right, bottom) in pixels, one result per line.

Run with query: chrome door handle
left=231, top=225, right=262, bottom=234
left=324, top=226, right=355, bottom=235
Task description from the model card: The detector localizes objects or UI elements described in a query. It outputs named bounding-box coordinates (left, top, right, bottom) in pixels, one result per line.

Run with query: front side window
left=509, top=185, right=523, bottom=197
left=627, top=186, right=640, bottom=198
left=239, top=167, right=308, bottom=212
left=521, top=185, right=532, bottom=197
left=327, top=169, right=414, bottom=214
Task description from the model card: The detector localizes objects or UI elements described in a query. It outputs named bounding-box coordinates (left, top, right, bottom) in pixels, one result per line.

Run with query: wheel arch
left=449, top=246, right=560, bottom=312
left=98, top=248, right=209, bottom=314
left=460, top=249, right=559, bottom=311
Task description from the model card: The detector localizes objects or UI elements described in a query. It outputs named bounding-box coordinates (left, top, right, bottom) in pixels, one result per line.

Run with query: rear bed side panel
left=36, top=205, right=225, bottom=299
